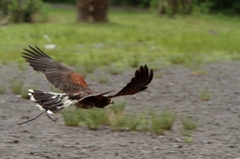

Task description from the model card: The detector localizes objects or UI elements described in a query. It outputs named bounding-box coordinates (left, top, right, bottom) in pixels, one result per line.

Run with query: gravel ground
left=0, top=61, right=240, bottom=159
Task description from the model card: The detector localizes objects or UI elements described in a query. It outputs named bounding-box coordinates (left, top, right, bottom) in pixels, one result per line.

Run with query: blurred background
left=1, top=1, right=240, bottom=158
left=0, top=0, right=240, bottom=69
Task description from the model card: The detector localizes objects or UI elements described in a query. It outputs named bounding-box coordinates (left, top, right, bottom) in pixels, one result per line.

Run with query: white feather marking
left=58, top=96, right=78, bottom=108
left=28, top=93, right=36, bottom=101
left=29, top=90, right=76, bottom=113
left=51, top=95, right=57, bottom=99
left=48, top=92, right=61, bottom=95
left=36, top=104, right=45, bottom=111
left=28, top=89, right=34, bottom=92
left=62, top=96, right=73, bottom=107
left=63, top=100, right=72, bottom=106
left=30, top=96, right=36, bottom=101
left=71, top=100, right=78, bottom=105
left=47, top=110, right=53, bottom=114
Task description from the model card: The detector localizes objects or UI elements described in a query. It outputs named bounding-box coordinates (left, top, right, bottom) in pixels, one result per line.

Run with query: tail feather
left=28, top=89, right=77, bottom=114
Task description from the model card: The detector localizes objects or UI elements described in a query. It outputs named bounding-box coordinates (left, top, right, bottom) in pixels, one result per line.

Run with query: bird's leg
left=45, top=107, right=65, bottom=122
left=46, top=113, right=56, bottom=122
left=10, top=111, right=46, bottom=126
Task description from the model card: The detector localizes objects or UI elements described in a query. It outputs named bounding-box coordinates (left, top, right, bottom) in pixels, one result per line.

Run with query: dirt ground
left=1, top=61, right=240, bottom=159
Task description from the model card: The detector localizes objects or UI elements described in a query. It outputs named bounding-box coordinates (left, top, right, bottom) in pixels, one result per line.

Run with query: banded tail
left=28, top=89, right=77, bottom=114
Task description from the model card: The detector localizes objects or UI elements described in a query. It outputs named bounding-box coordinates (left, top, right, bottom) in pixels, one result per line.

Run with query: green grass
left=17, top=63, right=27, bottom=71
left=180, top=115, right=198, bottom=136
left=199, top=87, right=211, bottom=101
left=61, top=102, right=126, bottom=129
left=9, top=79, right=31, bottom=99
left=104, top=101, right=126, bottom=130
left=0, top=86, right=5, bottom=94
left=62, top=102, right=177, bottom=134
left=62, top=108, right=81, bottom=126
left=128, top=54, right=140, bottom=68
left=10, top=80, right=23, bottom=94
left=20, top=89, right=30, bottom=99
left=190, top=69, right=207, bottom=76
left=84, top=108, right=107, bottom=130
left=150, top=110, right=176, bottom=134
left=184, top=137, right=193, bottom=143
left=181, top=116, right=198, bottom=131
left=1, top=6, right=240, bottom=68
left=108, top=62, right=126, bottom=75
left=84, top=64, right=95, bottom=73
left=98, top=77, right=108, bottom=84
left=155, top=73, right=163, bottom=78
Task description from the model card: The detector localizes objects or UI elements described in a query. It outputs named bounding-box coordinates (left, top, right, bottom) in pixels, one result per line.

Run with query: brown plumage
left=22, top=45, right=153, bottom=115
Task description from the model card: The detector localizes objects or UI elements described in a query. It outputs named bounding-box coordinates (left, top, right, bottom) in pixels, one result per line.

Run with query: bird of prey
left=20, top=46, right=153, bottom=123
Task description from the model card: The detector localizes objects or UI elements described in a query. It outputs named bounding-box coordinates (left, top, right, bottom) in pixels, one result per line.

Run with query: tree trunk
left=76, top=0, right=108, bottom=23
left=159, top=0, right=178, bottom=16
left=180, top=0, right=192, bottom=14
left=158, top=0, right=192, bottom=16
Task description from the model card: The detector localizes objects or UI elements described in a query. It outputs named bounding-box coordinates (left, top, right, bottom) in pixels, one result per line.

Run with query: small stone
left=175, top=138, right=181, bottom=142
left=203, top=140, right=213, bottom=144
left=45, top=44, right=56, bottom=49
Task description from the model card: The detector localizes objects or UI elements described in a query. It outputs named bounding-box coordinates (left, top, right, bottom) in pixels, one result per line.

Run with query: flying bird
left=20, top=46, right=153, bottom=124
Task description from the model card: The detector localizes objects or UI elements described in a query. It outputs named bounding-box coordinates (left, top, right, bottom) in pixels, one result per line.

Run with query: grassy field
left=62, top=102, right=180, bottom=135
left=1, top=6, right=238, bottom=134
left=1, top=5, right=240, bottom=70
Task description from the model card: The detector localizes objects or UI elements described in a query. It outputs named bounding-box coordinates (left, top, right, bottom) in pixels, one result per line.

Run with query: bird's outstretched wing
left=107, top=65, right=153, bottom=98
left=22, top=45, right=93, bottom=94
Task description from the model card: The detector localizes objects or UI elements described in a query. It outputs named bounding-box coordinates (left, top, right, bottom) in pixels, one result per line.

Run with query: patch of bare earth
left=0, top=61, right=240, bottom=159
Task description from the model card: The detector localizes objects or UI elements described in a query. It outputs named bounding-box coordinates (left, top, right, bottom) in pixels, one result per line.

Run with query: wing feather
left=22, top=45, right=93, bottom=94
left=108, top=65, right=153, bottom=98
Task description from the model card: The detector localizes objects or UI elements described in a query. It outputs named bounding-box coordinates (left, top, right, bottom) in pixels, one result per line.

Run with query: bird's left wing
left=106, top=65, right=153, bottom=98
left=22, top=45, right=93, bottom=94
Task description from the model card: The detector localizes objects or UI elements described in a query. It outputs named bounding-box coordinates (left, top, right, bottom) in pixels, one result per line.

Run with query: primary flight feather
left=22, top=45, right=153, bottom=114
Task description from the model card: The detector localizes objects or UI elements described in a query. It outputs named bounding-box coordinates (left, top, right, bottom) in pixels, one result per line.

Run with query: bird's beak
left=110, top=99, right=114, bottom=105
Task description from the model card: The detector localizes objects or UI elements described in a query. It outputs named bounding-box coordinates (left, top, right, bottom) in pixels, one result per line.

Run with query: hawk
left=21, top=46, right=153, bottom=118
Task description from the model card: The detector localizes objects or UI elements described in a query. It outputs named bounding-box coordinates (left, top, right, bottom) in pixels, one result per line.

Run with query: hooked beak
left=110, top=99, right=114, bottom=105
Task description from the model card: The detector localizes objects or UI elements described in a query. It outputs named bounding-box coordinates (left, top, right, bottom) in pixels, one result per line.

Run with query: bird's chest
left=75, top=100, right=95, bottom=109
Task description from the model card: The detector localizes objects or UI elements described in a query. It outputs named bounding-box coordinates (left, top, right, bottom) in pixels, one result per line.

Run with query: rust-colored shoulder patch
left=70, top=72, right=88, bottom=88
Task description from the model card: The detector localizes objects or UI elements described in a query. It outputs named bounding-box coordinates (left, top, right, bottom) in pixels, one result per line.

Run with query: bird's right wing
left=22, top=45, right=93, bottom=94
